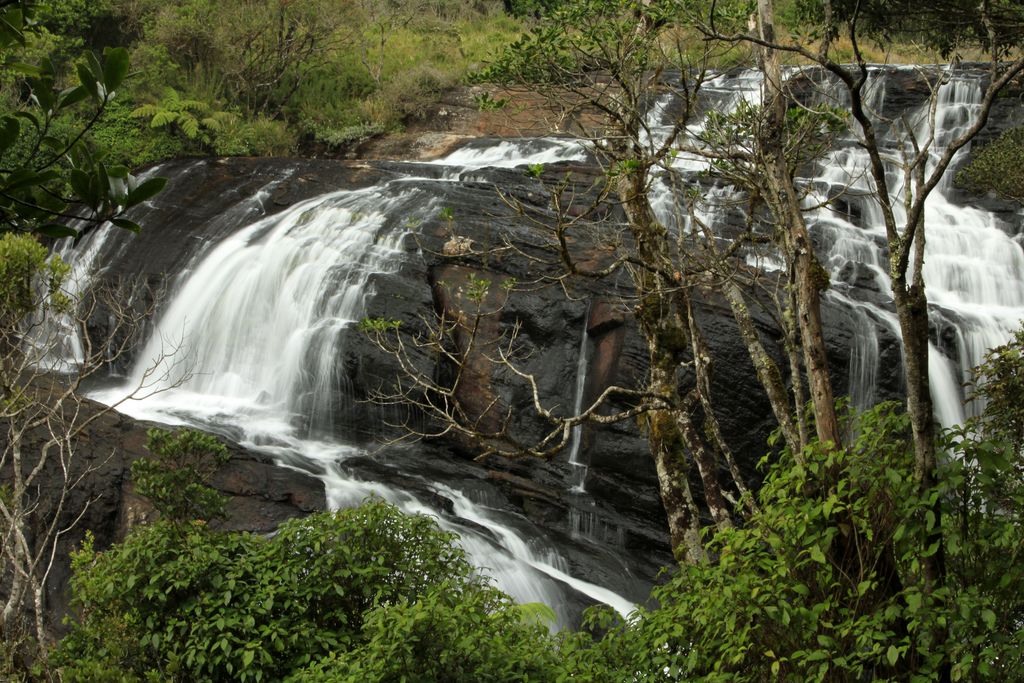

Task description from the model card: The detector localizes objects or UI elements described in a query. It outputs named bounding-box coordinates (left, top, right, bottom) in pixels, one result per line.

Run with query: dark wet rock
left=0, top=382, right=325, bottom=634
left=22, top=65, right=1020, bottom=633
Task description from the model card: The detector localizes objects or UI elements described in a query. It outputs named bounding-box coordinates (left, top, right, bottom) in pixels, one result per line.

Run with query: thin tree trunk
left=756, top=0, right=841, bottom=448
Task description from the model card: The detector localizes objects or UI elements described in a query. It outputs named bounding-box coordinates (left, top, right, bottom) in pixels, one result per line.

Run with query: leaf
left=110, top=218, right=141, bottom=233
left=887, top=645, right=899, bottom=666
left=809, top=545, right=827, bottom=564
left=5, top=168, right=58, bottom=191
left=179, top=115, right=200, bottom=139
left=150, top=110, right=176, bottom=128
left=35, top=223, right=79, bottom=239
left=58, top=85, right=89, bottom=110
left=242, top=650, right=254, bottom=667
left=76, top=63, right=100, bottom=101
left=4, top=61, right=42, bottom=77
left=0, top=116, right=19, bottom=156
left=30, top=77, right=55, bottom=111
left=102, top=47, right=130, bottom=92
left=85, top=51, right=104, bottom=84
left=981, top=609, right=996, bottom=630
left=69, top=169, right=96, bottom=206
left=14, top=110, right=39, bottom=130
left=126, top=177, right=167, bottom=207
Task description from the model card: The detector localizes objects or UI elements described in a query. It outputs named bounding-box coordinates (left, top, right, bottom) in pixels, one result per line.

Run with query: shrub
left=212, top=116, right=297, bottom=157
left=55, top=501, right=554, bottom=682
left=956, top=125, right=1024, bottom=202
left=88, top=98, right=189, bottom=167
left=572, top=397, right=1024, bottom=682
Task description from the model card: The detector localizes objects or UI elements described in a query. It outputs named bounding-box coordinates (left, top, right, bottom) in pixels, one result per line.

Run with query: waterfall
left=567, top=308, right=591, bottom=494
left=809, top=68, right=1024, bottom=422
left=646, top=66, right=1024, bottom=426
left=91, top=138, right=635, bottom=626
left=106, top=184, right=423, bottom=440
left=72, top=67, right=1023, bottom=627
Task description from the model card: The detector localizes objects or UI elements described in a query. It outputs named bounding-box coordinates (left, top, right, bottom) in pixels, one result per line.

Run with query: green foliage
left=131, top=428, right=231, bottom=524
left=569, top=391, right=1024, bottom=681
left=303, top=122, right=385, bottom=151
left=0, top=233, right=69, bottom=329
left=358, top=317, right=402, bottom=333
left=88, top=97, right=187, bottom=167
left=473, top=91, right=509, bottom=111
left=701, top=100, right=850, bottom=184
left=966, top=325, right=1024, bottom=443
left=289, top=582, right=560, bottom=682
left=483, top=0, right=653, bottom=86
left=504, top=0, right=566, bottom=17
left=0, top=43, right=166, bottom=236
left=57, top=501, right=529, bottom=682
left=211, top=116, right=297, bottom=157
left=130, top=87, right=237, bottom=142
left=956, top=125, right=1024, bottom=203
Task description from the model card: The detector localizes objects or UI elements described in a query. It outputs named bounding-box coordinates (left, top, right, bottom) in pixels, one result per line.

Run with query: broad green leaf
left=5, top=168, right=58, bottom=191
left=126, top=177, right=167, bottom=207
left=0, top=116, right=19, bottom=155
left=14, top=110, right=39, bottom=130
left=110, top=218, right=141, bottom=233
left=76, top=63, right=100, bottom=101
left=58, top=85, right=89, bottom=110
left=102, top=47, right=129, bottom=92
left=36, top=223, right=79, bottom=239
left=4, top=60, right=41, bottom=77
left=69, top=169, right=96, bottom=206
left=809, top=545, right=826, bottom=564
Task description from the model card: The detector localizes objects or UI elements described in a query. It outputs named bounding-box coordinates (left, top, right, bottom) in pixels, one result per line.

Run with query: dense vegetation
left=2, top=0, right=1024, bottom=680
left=45, top=337, right=1024, bottom=681
left=0, top=0, right=525, bottom=167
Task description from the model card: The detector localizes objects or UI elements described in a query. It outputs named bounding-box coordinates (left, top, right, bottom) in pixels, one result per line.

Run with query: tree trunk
left=756, top=0, right=841, bottom=448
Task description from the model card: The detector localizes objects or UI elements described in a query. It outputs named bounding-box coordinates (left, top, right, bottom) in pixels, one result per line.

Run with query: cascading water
left=648, top=67, right=1024, bottom=425
left=567, top=308, right=591, bottom=494
left=91, top=138, right=638, bottom=626
left=71, top=67, right=1022, bottom=628
left=808, top=68, right=1024, bottom=423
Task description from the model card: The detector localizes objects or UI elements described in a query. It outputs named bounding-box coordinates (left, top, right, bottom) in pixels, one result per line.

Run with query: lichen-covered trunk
left=720, top=279, right=802, bottom=451
left=646, top=382, right=705, bottom=564
left=757, top=0, right=841, bottom=448
left=618, top=169, right=733, bottom=560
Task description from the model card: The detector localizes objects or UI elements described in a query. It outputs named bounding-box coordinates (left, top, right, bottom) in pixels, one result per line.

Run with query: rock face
left=0, top=382, right=325, bottom=633
left=67, top=154, right=858, bottom=603
left=9, top=66, right=1022, bottom=631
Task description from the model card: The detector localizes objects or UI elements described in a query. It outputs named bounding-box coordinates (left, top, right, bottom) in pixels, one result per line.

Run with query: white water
left=91, top=139, right=635, bottom=625
left=808, top=69, right=1024, bottom=421
left=26, top=222, right=121, bottom=373
left=75, top=67, right=1023, bottom=626
left=647, top=67, right=1024, bottom=425
left=567, top=309, right=591, bottom=493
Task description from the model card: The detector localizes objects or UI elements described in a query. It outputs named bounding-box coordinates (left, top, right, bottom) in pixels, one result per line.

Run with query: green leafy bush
left=956, top=126, right=1024, bottom=202
left=211, top=116, right=297, bottom=157
left=56, top=501, right=557, bottom=682
left=89, top=98, right=188, bottom=167
left=290, top=582, right=560, bottom=682
left=570, top=395, right=1024, bottom=682
left=131, top=428, right=231, bottom=524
